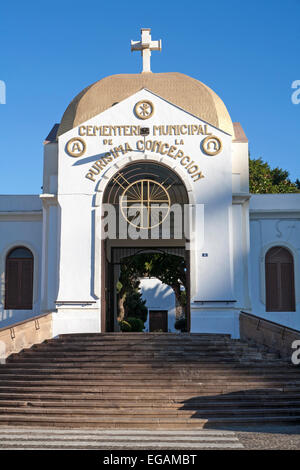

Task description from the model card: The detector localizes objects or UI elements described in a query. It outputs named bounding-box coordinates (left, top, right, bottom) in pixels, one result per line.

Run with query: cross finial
left=131, top=28, right=162, bottom=73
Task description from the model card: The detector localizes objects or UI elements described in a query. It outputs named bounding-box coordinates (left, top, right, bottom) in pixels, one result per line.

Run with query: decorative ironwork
left=103, top=162, right=189, bottom=233
left=120, top=178, right=170, bottom=229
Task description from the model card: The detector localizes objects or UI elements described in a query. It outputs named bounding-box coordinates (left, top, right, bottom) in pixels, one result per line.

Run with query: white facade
left=1, top=70, right=299, bottom=338
left=0, top=196, right=43, bottom=327
left=139, top=278, right=176, bottom=333
left=249, top=194, right=300, bottom=330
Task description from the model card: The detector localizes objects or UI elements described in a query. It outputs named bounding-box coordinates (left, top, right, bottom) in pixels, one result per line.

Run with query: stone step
left=0, top=415, right=210, bottom=428
left=0, top=405, right=300, bottom=418
left=12, top=351, right=258, bottom=358
left=28, top=347, right=259, bottom=355
left=24, top=351, right=279, bottom=360
left=2, top=398, right=300, bottom=408
left=0, top=363, right=291, bottom=371
left=0, top=390, right=298, bottom=401
left=0, top=407, right=194, bottom=417
left=58, top=333, right=232, bottom=339
left=0, top=372, right=298, bottom=381
left=35, top=340, right=254, bottom=347
left=0, top=369, right=298, bottom=379
left=0, top=371, right=290, bottom=380
left=28, top=339, right=270, bottom=347
left=1, top=377, right=299, bottom=388
left=7, top=356, right=277, bottom=364
left=0, top=378, right=299, bottom=388
left=49, top=340, right=232, bottom=347
left=41, top=340, right=239, bottom=346
left=0, top=386, right=298, bottom=396
left=33, top=335, right=224, bottom=341
left=0, top=414, right=298, bottom=429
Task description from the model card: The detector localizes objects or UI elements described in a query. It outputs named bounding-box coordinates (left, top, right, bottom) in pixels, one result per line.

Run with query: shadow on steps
left=179, top=389, right=300, bottom=431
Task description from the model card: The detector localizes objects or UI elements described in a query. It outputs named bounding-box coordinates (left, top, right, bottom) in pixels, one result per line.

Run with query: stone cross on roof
left=131, top=28, right=162, bottom=73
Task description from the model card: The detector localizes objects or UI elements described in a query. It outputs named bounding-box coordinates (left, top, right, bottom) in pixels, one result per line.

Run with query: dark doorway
left=104, top=247, right=189, bottom=332
left=265, top=246, right=295, bottom=312
left=5, top=247, right=34, bottom=310
left=149, top=310, right=168, bottom=332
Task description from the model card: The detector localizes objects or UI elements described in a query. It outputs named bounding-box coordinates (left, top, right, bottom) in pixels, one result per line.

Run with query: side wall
left=0, top=312, right=52, bottom=359
left=0, top=196, right=43, bottom=328
left=240, top=311, right=300, bottom=360
left=249, top=194, right=300, bottom=330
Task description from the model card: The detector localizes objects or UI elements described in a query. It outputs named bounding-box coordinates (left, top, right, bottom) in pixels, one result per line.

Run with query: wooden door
left=149, top=310, right=168, bottom=332
left=5, top=252, right=33, bottom=310
left=265, top=247, right=295, bottom=312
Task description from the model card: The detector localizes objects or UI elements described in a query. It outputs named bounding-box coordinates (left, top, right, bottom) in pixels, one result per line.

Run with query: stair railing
left=0, top=312, right=53, bottom=362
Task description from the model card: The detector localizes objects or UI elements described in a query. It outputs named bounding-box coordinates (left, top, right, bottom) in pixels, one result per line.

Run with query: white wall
left=0, top=196, right=43, bottom=327
left=249, top=194, right=300, bottom=330
left=191, top=308, right=240, bottom=338
left=139, top=277, right=176, bottom=332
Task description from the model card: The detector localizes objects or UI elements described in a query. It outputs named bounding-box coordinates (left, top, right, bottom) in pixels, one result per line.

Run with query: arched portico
left=94, top=152, right=196, bottom=206
left=96, top=159, right=193, bottom=332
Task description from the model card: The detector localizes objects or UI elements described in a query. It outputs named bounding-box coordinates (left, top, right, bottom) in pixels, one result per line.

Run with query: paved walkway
left=0, top=428, right=243, bottom=449
left=234, top=425, right=300, bottom=450
left=1, top=426, right=300, bottom=450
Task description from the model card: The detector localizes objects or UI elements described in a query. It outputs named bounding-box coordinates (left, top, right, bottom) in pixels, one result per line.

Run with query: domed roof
left=57, top=72, right=234, bottom=137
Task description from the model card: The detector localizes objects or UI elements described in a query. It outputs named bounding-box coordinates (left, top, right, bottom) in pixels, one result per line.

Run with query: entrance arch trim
left=92, top=154, right=197, bottom=331
left=94, top=152, right=196, bottom=207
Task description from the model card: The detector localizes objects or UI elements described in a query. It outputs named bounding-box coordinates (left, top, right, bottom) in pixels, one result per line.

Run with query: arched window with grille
left=5, top=247, right=34, bottom=310
left=265, top=246, right=295, bottom=312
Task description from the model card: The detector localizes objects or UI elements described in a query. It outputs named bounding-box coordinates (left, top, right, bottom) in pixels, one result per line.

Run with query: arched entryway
left=101, top=161, right=190, bottom=332
left=265, top=246, right=295, bottom=312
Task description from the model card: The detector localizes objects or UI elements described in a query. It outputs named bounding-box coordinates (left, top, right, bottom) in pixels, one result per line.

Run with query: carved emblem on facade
left=134, top=100, right=154, bottom=120
left=66, top=137, right=86, bottom=157
left=202, top=135, right=222, bottom=156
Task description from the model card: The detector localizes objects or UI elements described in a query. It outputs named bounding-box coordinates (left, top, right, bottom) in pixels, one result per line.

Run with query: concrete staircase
left=0, top=332, right=299, bottom=429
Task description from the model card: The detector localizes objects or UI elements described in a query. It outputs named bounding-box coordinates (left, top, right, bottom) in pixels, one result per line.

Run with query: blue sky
left=1, top=0, right=299, bottom=194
